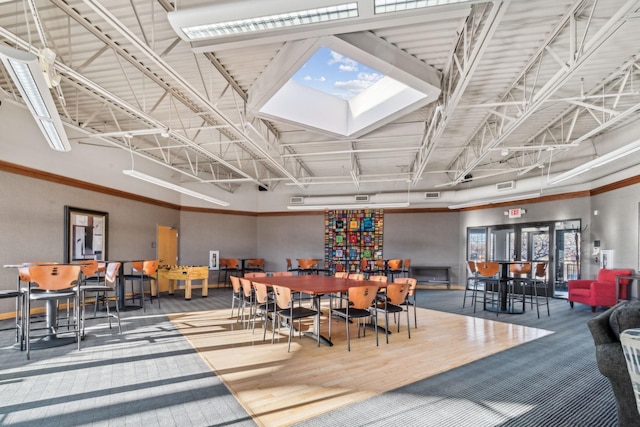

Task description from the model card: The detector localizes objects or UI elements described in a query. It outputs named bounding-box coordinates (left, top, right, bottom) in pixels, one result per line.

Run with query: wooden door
left=157, top=225, right=178, bottom=293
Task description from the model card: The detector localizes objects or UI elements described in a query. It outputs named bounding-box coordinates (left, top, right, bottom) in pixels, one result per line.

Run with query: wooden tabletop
left=253, top=275, right=384, bottom=295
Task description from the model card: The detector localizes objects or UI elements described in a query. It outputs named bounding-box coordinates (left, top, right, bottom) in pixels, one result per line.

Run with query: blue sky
left=291, top=47, right=384, bottom=99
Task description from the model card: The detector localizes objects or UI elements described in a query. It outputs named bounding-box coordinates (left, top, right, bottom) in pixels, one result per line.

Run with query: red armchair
left=569, top=268, right=633, bottom=312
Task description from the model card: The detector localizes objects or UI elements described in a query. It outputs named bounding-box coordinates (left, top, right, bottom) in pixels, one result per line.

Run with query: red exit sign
left=508, top=208, right=523, bottom=218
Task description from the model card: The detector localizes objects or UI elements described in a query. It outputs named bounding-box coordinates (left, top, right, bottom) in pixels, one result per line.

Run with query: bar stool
left=462, top=260, right=482, bottom=312
left=475, top=262, right=500, bottom=312
left=508, top=262, right=531, bottom=313
left=524, top=262, right=550, bottom=318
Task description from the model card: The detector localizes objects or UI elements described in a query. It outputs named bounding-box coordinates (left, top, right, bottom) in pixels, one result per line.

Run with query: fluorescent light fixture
left=179, top=2, right=358, bottom=40
left=123, top=169, right=230, bottom=206
left=375, top=0, right=472, bottom=14
left=288, top=202, right=409, bottom=210
left=448, top=192, right=541, bottom=209
left=548, top=139, right=640, bottom=185
left=0, top=45, right=71, bottom=152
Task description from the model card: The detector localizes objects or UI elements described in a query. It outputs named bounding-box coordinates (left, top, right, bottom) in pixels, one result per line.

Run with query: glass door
left=554, top=220, right=581, bottom=297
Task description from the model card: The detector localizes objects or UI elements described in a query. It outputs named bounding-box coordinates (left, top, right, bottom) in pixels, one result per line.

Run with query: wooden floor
left=169, top=303, right=552, bottom=427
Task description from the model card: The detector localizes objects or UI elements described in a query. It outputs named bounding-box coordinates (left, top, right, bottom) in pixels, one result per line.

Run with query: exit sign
left=508, top=208, right=523, bottom=218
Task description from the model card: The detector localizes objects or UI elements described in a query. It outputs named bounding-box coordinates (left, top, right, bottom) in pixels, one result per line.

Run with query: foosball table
left=158, top=265, right=209, bottom=300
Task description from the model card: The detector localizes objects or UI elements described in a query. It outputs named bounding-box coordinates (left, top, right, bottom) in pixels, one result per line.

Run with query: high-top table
left=254, top=275, right=386, bottom=347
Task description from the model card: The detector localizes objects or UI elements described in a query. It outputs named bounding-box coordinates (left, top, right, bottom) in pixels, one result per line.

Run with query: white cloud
left=328, top=50, right=358, bottom=73
left=303, top=75, right=312, bottom=81
left=334, top=73, right=384, bottom=96
left=317, top=76, right=326, bottom=82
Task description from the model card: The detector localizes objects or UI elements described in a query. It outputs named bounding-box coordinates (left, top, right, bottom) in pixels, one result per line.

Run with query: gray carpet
left=0, top=287, right=617, bottom=426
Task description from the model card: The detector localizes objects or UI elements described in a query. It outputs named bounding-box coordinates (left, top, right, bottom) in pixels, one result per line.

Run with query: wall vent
left=424, top=191, right=441, bottom=199
left=289, top=196, right=304, bottom=205
left=496, top=181, right=515, bottom=191
left=354, top=195, right=369, bottom=202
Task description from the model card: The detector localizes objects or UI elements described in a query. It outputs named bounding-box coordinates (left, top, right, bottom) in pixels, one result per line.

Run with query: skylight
left=180, top=2, right=358, bottom=40
left=374, top=0, right=473, bottom=14
left=291, top=47, right=384, bottom=100
left=248, top=34, right=441, bottom=138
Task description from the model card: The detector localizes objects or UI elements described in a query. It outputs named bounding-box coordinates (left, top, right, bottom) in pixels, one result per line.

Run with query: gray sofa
left=587, top=301, right=640, bottom=426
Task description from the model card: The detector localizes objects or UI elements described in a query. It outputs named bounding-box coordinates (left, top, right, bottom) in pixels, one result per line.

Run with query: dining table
left=109, top=260, right=145, bottom=310
left=253, top=275, right=387, bottom=347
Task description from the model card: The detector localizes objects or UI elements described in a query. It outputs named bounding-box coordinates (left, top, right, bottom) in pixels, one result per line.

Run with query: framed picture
left=209, top=250, right=220, bottom=270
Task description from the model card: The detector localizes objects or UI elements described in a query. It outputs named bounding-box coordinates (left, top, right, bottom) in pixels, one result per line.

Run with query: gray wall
left=0, top=170, right=179, bottom=314
left=3, top=167, right=640, bottom=315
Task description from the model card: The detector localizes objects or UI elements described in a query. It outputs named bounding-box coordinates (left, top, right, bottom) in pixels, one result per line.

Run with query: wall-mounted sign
left=508, top=208, right=524, bottom=218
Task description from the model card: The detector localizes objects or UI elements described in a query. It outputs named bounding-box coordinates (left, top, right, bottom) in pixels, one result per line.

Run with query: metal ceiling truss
left=410, top=0, right=509, bottom=186
left=444, top=0, right=640, bottom=186
left=24, top=0, right=311, bottom=192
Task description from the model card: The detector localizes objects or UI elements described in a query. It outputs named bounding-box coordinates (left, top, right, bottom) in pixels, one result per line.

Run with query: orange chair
left=297, top=258, right=316, bottom=275
left=271, top=285, right=320, bottom=352
left=508, top=262, right=532, bottom=312
left=375, top=281, right=411, bottom=343
left=475, top=262, right=501, bottom=312
left=330, top=285, right=379, bottom=351
left=127, top=260, right=159, bottom=312
left=245, top=258, right=265, bottom=273
left=24, top=265, right=82, bottom=359
left=394, top=277, right=418, bottom=328
left=387, top=259, right=403, bottom=281
left=219, top=258, right=240, bottom=286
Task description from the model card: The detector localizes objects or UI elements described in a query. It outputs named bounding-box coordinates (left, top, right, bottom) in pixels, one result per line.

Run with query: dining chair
left=373, top=259, right=386, bottom=275
left=271, top=284, right=320, bottom=352
left=334, top=272, right=349, bottom=278
left=524, top=262, right=550, bottom=318
left=331, top=285, right=379, bottom=351
left=77, top=261, right=122, bottom=337
left=368, top=275, right=388, bottom=283
left=394, top=277, right=418, bottom=328
left=475, top=262, right=501, bottom=312
left=401, top=258, right=412, bottom=277
left=245, top=258, right=265, bottom=273
left=375, top=281, right=411, bottom=343
left=239, top=277, right=255, bottom=328
left=76, top=259, right=104, bottom=318
left=297, top=258, right=316, bottom=275
left=23, top=264, right=81, bottom=360
left=508, top=262, right=531, bottom=312
left=251, top=281, right=276, bottom=341
left=387, top=259, right=403, bottom=281
left=462, top=260, right=483, bottom=312
left=127, top=260, right=159, bottom=312
left=348, top=273, right=365, bottom=281
left=229, top=275, right=243, bottom=320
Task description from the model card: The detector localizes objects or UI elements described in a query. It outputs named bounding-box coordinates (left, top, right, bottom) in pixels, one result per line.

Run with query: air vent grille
left=496, top=181, right=515, bottom=191
left=354, top=195, right=369, bottom=202
left=424, top=192, right=441, bottom=199
left=289, top=196, right=304, bottom=205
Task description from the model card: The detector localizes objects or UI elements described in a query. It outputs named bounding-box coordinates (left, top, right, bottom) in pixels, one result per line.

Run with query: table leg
left=302, top=294, right=333, bottom=347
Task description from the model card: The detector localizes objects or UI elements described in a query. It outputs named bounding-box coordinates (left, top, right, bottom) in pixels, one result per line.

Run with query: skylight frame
left=374, top=0, right=473, bottom=14
left=248, top=33, right=441, bottom=139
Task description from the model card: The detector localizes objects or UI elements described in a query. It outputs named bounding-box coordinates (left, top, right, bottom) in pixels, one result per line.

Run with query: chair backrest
left=244, top=272, right=266, bottom=278
left=403, top=258, right=411, bottom=270
left=534, top=262, right=547, bottom=278
left=239, top=277, right=253, bottom=298
left=467, top=260, right=477, bottom=275
left=369, top=275, right=388, bottom=283
left=28, top=265, right=81, bottom=291
left=104, top=262, right=121, bottom=287
left=388, top=259, right=403, bottom=271
left=273, top=271, right=293, bottom=277
left=247, top=258, right=264, bottom=268
left=375, top=259, right=385, bottom=269
left=132, top=261, right=143, bottom=273
left=78, top=259, right=99, bottom=277
left=286, top=258, right=293, bottom=269
left=272, top=285, right=293, bottom=310
left=348, top=285, right=379, bottom=310
left=476, top=262, right=500, bottom=277
left=252, top=281, right=270, bottom=304
left=298, top=258, right=315, bottom=269
left=335, top=272, right=349, bottom=278
left=385, top=282, right=410, bottom=305
left=226, top=258, right=239, bottom=269
left=510, top=262, right=532, bottom=276
left=348, top=273, right=365, bottom=281
left=143, top=260, right=159, bottom=275
left=393, top=277, right=417, bottom=296
left=230, top=275, right=241, bottom=293
left=360, top=258, right=369, bottom=271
